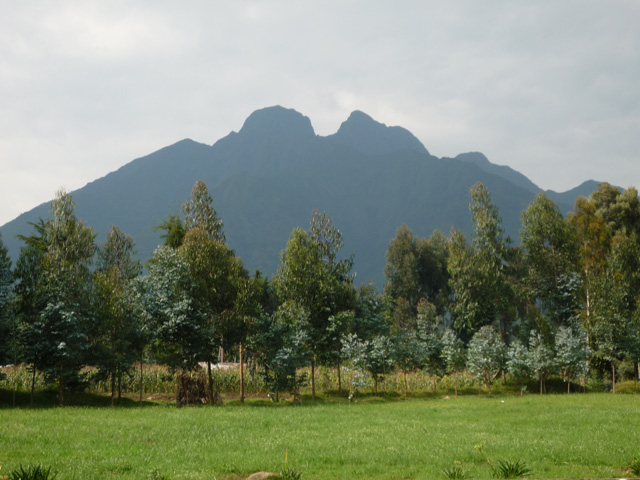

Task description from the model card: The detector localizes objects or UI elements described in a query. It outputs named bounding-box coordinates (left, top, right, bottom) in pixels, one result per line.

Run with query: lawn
left=1, top=393, right=639, bottom=480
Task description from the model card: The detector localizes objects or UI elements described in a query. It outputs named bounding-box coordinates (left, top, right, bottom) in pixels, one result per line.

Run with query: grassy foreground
left=1, top=393, right=639, bottom=480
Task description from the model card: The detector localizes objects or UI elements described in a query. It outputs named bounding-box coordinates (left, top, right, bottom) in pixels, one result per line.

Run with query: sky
left=1, top=1, right=639, bottom=226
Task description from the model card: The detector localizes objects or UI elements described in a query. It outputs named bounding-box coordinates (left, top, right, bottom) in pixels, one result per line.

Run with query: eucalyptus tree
left=384, top=225, right=449, bottom=329
left=448, top=184, right=516, bottom=347
left=591, top=231, right=640, bottom=392
left=506, top=339, right=531, bottom=395
left=93, top=226, right=143, bottom=405
left=13, top=219, right=49, bottom=403
left=343, top=333, right=395, bottom=396
left=143, top=245, right=208, bottom=402
left=15, top=190, right=96, bottom=406
left=520, top=193, right=580, bottom=328
left=273, top=210, right=355, bottom=400
left=392, top=328, right=424, bottom=396
left=0, top=234, right=14, bottom=363
left=441, top=328, right=466, bottom=396
left=466, top=325, right=505, bottom=395
left=416, top=299, right=444, bottom=390
left=528, top=331, right=555, bottom=394
left=555, top=325, right=589, bottom=392
left=249, top=301, right=310, bottom=402
left=568, top=196, right=609, bottom=346
left=175, top=180, right=246, bottom=403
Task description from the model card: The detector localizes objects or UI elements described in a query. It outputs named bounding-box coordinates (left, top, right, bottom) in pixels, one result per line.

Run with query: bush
left=7, top=464, right=57, bottom=480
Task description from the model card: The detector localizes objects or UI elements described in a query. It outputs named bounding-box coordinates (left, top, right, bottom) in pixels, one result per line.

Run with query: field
left=1, top=392, right=639, bottom=480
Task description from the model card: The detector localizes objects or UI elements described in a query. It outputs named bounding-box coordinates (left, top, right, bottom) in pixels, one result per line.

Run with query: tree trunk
left=454, top=375, right=458, bottom=398
left=239, top=343, right=245, bottom=404
left=207, top=360, right=214, bottom=404
left=118, top=371, right=122, bottom=401
left=432, top=375, right=437, bottom=392
left=540, top=375, right=543, bottom=395
left=374, top=376, right=378, bottom=396
left=111, top=372, right=116, bottom=406
left=502, top=369, right=507, bottom=385
left=612, top=362, right=616, bottom=394
left=311, top=359, right=316, bottom=401
left=59, top=374, right=64, bottom=407
left=486, top=376, right=492, bottom=396
left=337, top=356, right=342, bottom=395
left=403, top=370, right=408, bottom=397
left=30, top=366, right=36, bottom=406
left=139, top=358, right=143, bottom=406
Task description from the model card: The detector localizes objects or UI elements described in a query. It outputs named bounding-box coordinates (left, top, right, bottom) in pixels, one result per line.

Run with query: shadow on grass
left=0, top=387, right=169, bottom=409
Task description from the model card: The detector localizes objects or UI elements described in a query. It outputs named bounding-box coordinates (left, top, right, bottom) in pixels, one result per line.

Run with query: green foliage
left=143, top=246, right=208, bottom=372
left=6, top=464, right=57, bottom=480
left=442, top=464, right=467, bottom=480
left=467, top=325, right=505, bottom=394
left=520, top=193, right=579, bottom=326
left=492, top=459, right=532, bottom=479
left=628, top=457, right=640, bottom=477
left=280, top=466, right=302, bottom=480
left=181, top=180, right=225, bottom=243
left=528, top=331, right=555, bottom=394
left=555, top=325, right=588, bottom=391
left=506, top=339, right=531, bottom=393
left=343, top=333, right=395, bottom=395
left=154, top=215, right=185, bottom=249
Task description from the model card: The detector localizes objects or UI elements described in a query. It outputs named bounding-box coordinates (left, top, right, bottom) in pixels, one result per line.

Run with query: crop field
left=1, top=392, right=639, bottom=480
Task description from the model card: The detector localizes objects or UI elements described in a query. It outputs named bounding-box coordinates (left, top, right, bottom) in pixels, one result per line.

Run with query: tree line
left=0, top=180, right=639, bottom=405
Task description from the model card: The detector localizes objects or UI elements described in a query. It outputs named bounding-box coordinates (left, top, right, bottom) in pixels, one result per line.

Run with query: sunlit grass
left=1, top=393, right=639, bottom=479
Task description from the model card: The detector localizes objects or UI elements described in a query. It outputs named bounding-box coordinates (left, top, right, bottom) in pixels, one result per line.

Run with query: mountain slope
left=0, top=106, right=605, bottom=286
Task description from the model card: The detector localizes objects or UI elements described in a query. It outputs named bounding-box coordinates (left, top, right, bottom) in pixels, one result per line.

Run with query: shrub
left=7, top=464, right=57, bottom=480
left=492, top=459, right=531, bottom=479
left=443, top=464, right=467, bottom=479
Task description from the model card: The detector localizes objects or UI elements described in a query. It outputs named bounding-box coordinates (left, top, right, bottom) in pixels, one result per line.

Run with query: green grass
left=1, top=393, right=639, bottom=479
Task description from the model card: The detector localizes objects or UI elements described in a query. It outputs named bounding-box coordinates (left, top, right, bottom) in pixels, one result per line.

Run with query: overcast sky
left=1, top=1, right=639, bottom=226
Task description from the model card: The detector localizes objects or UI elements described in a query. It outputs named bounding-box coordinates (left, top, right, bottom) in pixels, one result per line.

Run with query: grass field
left=1, top=392, right=639, bottom=480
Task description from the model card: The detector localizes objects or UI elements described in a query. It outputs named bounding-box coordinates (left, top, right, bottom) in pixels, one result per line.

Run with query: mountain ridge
left=0, top=106, right=608, bottom=286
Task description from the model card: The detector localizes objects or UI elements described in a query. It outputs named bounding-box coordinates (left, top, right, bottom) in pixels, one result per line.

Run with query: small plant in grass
left=475, top=444, right=531, bottom=479
left=492, top=459, right=532, bottom=479
left=628, top=457, right=640, bottom=477
left=146, top=468, right=169, bottom=480
left=280, top=466, right=302, bottom=480
left=443, top=463, right=467, bottom=479
left=7, top=464, right=57, bottom=480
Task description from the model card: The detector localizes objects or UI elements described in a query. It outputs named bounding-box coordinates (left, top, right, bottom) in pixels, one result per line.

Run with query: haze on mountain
left=0, top=106, right=604, bottom=286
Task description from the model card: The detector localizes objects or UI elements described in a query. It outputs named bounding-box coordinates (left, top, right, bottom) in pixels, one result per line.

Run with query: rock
left=246, top=472, right=280, bottom=480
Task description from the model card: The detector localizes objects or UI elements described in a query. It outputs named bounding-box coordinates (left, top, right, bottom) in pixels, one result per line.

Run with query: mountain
left=0, top=106, right=605, bottom=286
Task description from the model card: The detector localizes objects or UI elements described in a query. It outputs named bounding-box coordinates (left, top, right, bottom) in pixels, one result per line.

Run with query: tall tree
left=384, top=225, right=449, bottom=329
left=520, top=193, right=580, bottom=327
left=591, top=231, right=640, bottom=392
left=273, top=210, right=354, bottom=400
left=568, top=196, right=609, bottom=346
left=179, top=180, right=244, bottom=403
left=13, top=219, right=49, bottom=404
left=0, top=233, right=15, bottom=368
left=93, top=225, right=143, bottom=405
left=143, top=245, right=208, bottom=403
left=16, top=190, right=96, bottom=406
left=449, top=184, right=514, bottom=342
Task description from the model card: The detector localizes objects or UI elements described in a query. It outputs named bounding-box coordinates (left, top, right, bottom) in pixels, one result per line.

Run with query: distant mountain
left=0, top=106, right=606, bottom=287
